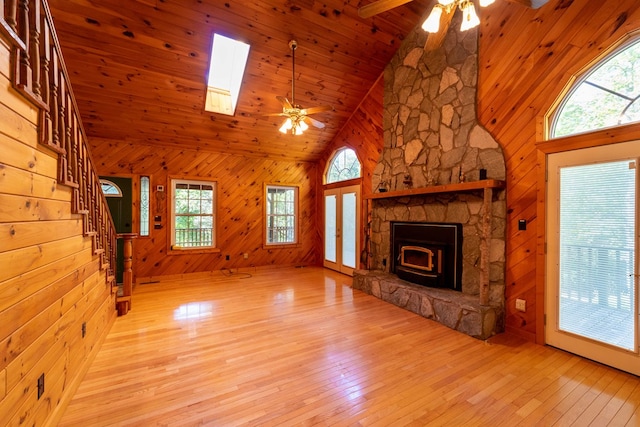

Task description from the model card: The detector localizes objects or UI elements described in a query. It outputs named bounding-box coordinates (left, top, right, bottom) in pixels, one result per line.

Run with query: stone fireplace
left=353, top=15, right=506, bottom=340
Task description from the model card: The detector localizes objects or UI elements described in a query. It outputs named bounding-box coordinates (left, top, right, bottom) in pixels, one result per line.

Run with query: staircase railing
left=1, top=0, right=117, bottom=290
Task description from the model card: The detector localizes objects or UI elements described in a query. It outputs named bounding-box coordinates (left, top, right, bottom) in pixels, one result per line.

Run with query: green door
left=100, top=177, right=133, bottom=284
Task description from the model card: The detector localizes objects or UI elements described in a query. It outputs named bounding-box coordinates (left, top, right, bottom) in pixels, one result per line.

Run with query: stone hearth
left=353, top=270, right=502, bottom=340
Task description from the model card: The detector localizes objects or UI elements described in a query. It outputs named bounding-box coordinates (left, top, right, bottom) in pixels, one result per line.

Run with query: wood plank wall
left=0, top=38, right=116, bottom=426
left=478, top=0, right=640, bottom=342
left=316, top=74, right=384, bottom=269
left=88, top=138, right=320, bottom=280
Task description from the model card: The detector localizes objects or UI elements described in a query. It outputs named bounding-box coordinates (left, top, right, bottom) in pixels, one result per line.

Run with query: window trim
left=169, top=177, right=218, bottom=252
left=324, top=147, right=362, bottom=184
left=263, top=183, right=300, bottom=248
left=100, top=179, right=123, bottom=197
left=546, top=29, right=640, bottom=140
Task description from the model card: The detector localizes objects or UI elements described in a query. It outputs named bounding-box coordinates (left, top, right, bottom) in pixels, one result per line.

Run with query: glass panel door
left=325, top=193, right=337, bottom=265
left=323, top=185, right=360, bottom=276
left=342, top=191, right=357, bottom=269
left=558, top=161, right=636, bottom=350
left=546, top=141, right=640, bottom=375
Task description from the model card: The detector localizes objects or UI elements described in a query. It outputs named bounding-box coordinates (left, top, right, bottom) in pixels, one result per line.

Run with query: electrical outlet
left=515, top=298, right=526, bottom=312
left=243, top=253, right=248, bottom=259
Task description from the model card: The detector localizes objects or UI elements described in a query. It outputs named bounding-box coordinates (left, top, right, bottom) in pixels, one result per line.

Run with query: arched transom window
left=550, top=34, right=640, bottom=138
left=100, top=179, right=122, bottom=197
left=326, top=148, right=361, bottom=184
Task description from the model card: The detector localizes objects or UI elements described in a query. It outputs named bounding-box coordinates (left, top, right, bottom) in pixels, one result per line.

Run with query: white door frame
left=545, top=140, right=640, bottom=375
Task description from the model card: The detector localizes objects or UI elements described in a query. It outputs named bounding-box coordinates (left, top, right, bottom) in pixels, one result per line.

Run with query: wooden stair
left=1, top=0, right=120, bottom=299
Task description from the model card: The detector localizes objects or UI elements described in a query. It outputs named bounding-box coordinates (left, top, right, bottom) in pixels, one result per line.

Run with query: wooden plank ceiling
left=47, top=0, right=431, bottom=162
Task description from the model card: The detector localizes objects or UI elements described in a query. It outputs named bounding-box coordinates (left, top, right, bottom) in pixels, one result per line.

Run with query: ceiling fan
left=264, top=40, right=333, bottom=136
left=358, top=0, right=549, bottom=51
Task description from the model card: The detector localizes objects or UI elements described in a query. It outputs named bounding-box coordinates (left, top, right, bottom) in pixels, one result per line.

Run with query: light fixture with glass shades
left=422, top=0, right=494, bottom=34
left=263, top=40, right=333, bottom=136
left=359, top=0, right=548, bottom=51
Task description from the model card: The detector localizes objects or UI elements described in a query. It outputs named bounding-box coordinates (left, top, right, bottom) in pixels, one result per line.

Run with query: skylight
left=205, top=34, right=250, bottom=116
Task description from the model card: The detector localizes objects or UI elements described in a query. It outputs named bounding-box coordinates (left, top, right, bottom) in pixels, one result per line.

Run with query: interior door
left=324, top=185, right=360, bottom=276
left=546, top=141, right=639, bottom=375
left=101, top=176, right=133, bottom=284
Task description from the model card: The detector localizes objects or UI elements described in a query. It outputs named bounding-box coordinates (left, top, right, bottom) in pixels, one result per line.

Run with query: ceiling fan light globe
left=279, top=118, right=293, bottom=134
left=422, top=6, right=442, bottom=33
left=479, top=0, right=495, bottom=6
left=299, top=120, right=309, bottom=132
left=460, top=1, right=480, bottom=31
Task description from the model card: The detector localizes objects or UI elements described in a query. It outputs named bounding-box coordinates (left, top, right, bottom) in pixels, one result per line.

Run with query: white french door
left=324, top=185, right=360, bottom=276
left=546, top=140, right=640, bottom=375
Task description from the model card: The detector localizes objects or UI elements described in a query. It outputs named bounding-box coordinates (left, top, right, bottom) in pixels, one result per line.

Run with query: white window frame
left=548, top=31, right=640, bottom=139
left=325, top=147, right=362, bottom=184
left=170, top=178, right=217, bottom=250
left=265, top=184, right=299, bottom=246
left=100, top=179, right=123, bottom=197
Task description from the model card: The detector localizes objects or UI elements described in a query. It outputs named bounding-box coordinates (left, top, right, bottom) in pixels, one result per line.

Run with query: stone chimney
left=362, top=15, right=507, bottom=335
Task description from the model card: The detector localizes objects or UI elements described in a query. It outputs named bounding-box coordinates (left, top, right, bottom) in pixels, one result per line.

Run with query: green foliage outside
left=327, top=148, right=361, bottom=184
left=267, top=187, right=296, bottom=243
left=174, top=183, right=214, bottom=247
left=553, top=38, right=640, bottom=138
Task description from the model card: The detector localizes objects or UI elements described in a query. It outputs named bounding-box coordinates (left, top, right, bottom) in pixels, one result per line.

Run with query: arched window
left=326, top=148, right=361, bottom=184
left=550, top=34, right=640, bottom=138
left=100, top=179, right=122, bottom=197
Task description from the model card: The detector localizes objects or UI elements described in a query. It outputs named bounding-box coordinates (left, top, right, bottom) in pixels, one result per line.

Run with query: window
left=326, top=148, right=361, bottom=184
left=550, top=34, right=640, bottom=138
left=140, top=176, right=150, bottom=237
left=100, top=179, right=122, bottom=197
left=265, top=185, right=298, bottom=245
left=171, top=179, right=216, bottom=249
left=205, top=34, right=250, bottom=116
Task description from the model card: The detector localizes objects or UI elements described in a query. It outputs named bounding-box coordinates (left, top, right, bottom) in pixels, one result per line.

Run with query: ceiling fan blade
left=505, top=0, right=550, bottom=8
left=262, top=112, right=288, bottom=117
left=358, top=0, right=414, bottom=18
left=424, top=6, right=455, bottom=52
left=306, top=116, right=325, bottom=129
left=300, top=105, right=333, bottom=115
left=276, top=96, right=293, bottom=109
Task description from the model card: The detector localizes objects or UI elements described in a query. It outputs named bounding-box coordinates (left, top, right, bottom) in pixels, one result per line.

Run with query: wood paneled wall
left=316, top=74, right=384, bottom=269
left=0, top=39, right=115, bottom=425
left=320, top=74, right=384, bottom=193
left=478, top=0, right=640, bottom=342
left=89, top=139, right=320, bottom=280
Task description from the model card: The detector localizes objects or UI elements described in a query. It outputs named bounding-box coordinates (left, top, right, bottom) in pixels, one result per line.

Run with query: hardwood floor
left=59, top=267, right=640, bottom=426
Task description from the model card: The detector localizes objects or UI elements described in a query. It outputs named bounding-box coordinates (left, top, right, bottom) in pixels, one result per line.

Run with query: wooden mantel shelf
left=364, top=179, right=505, bottom=200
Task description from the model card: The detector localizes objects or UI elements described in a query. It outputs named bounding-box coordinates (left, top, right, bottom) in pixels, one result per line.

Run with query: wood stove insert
left=391, top=221, right=462, bottom=291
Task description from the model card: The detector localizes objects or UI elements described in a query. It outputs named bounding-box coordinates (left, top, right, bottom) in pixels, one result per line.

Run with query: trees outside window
left=171, top=179, right=216, bottom=249
left=265, top=185, right=298, bottom=245
left=551, top=36, right=640, bottom=138
left=326, top=148, right=361, bottom=184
